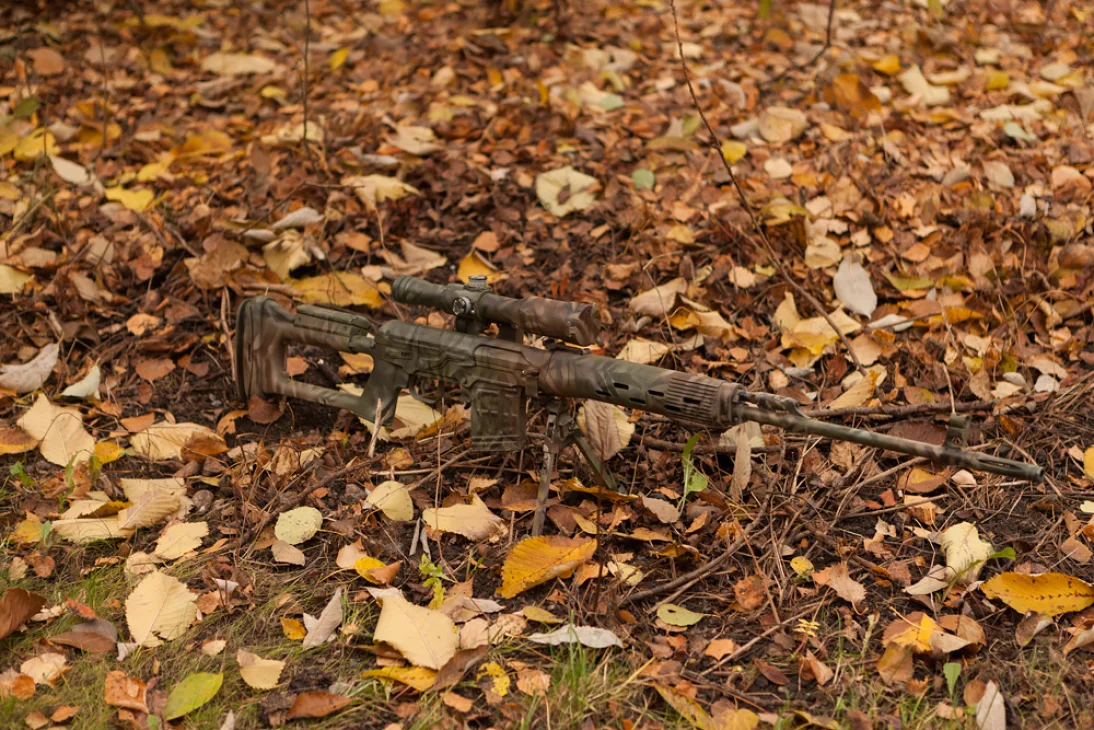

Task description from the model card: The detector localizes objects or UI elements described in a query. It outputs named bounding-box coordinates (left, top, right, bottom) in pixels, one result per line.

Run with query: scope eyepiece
left=392, top=276, right=600, bottom=346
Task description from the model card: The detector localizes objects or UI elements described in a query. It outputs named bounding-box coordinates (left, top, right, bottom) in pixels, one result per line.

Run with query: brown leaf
left=49, top=620, right=117, bottom=653
left=248, top=395, right=284, bottom=424
left=733, top=574, right=767, bottom=611
left=813, top=563, right=866, bottom=606
left=0, top=588, right=46, bottom=641
left=753, top=658, right=789, bottom=686
left=135, top=358, right=176, bottom=382
left=285, top=692, right=352, bottom=720
left=876, top=644, right=913, bottom=685
left=104, top=671, right=149, bottom=713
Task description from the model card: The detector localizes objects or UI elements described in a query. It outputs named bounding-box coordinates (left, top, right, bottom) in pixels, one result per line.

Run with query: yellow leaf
left=293, top=272, right=383, bottom=308
left=498, top=536, right=597, bottom=599
left=476, top=662, right=510, bottom=697
left=872, top=55, right=902, bottom=76
left=104, top=186, right=155, bottom=213
left=883, top=613, right=942, bottom=653
left=51, top=517, right=124, bottom=542
left=522, top=605, right=563, bottom=624
left=94, top=441, right=124, bottom=465
left=535, top=166, right=599, bottom=218
left=1083, top=446, right=1094, bottom=480
left=237, top=650, right=285, bottom=690
left=14, top=129, right=58, bottom=162
left=360, top=666, right=436, bottom=692
left=17, top=394, right=95, bottom=466
left=372, top=591, right=458, bottom=670
left=367, top=480, right=414, bottom=521
left=985, top=70, right=1009, bottom=91
left=329, top=48, right=349, bottom=71
left=172, top=130, right=232, bottom=159
left=721, top=140, right=747, bottom=164
left=281, top=617, right=306, bottom=640
left=457, top=250, right=504, bottom=284
left=11, top=515, right=44, bottom=545
left=982, top=572, right=1094, bottom=616
left=343, top=174, right=420, bottom=211
left=137, top=154, right=174, bottom=182
left=0, top=127, right=18, bottom=157
left=827, top=370, right=878, bottom=409
left=353, top=556, right=386, bottom=584
left=274, top=506, right=323, bottom=545
left=790, top=556, right=814, bottom=577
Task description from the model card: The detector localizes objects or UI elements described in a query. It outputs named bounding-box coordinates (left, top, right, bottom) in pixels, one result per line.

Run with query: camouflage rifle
left=235, top=275, right=1043, bottom=534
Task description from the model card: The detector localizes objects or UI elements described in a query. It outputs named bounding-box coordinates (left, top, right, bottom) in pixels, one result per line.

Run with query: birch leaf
left=125, top=570, right=197, bottom=647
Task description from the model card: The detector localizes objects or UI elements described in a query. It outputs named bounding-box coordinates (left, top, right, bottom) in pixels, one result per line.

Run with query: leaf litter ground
left=2, top=0, right=1094, bottom=728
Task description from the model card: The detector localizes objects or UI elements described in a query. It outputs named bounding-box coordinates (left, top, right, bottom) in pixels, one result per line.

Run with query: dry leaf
left=372, top=590, right=459, bottom=670
left=0, top=343, right=58, bottom=393
left=274, top=506, right=323, bottom=545
left=104, top=671, right=148, bottom=713
left=286, top=692, right=352, bottom=720
left=499, top=536, right=597, bottom=599
left=981, top=572, right=1094, bottom=616
left=237, top=650, right=285, bottom=690
left=423, top=497, right=507, bottom=541
left=367, top=480, right=414, bottom=521
left=526, top=624, right=623, bottom=648
left=153, top=522, right=208, bottom=560
left=125, top=570, right=197, bottom=647
left=813, top=562, right=866, bottom=606
left=301, top=588, right=342, bottom=648
left=832, top=256, right=877, bottom=317
left=17, top=394, right=95, bottom=466
left=579, top=401, right=634, bottom=462
left=628, top=278, right=687, bottom=317
left=130, top=422, right=221, bottom=461
left=941, top=522, right=992, bottom=584
left=0, top=588, right=46, bottom=641
left=535, top=166, right=599, bottom=217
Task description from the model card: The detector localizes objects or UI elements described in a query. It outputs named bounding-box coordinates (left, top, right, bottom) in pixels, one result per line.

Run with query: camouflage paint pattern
left=235, top=278, right=1044, bottom=482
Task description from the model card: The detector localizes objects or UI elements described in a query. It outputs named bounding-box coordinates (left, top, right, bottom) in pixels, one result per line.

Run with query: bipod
left=532, top=399, right=620, bottom=536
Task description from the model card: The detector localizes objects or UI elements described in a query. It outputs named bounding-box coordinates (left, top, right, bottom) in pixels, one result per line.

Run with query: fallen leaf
left=941, top=522, right=993, bottom=584
left=104, top=671, right=148, bottom=713
left=0, top=589, right=46, bottom=641
left=104, top=186, right=154, bottom=213
left=286, top=692, right=352, bottom=720
left=21, top=653, right=67, bottom=685
left=642, top=495, right=680, bottom=524
left=579, top=401, right=634, bottom=462
left=301, top=588, right=343, bottom=648
left=813, top=563, right=866, bottom=606
left=343, top=174, right=420, bottom=211
left=657, top=603, right=706, bottom=627
left=367, top=480, right=414, bottom=521
left=130, top=422, right=221, bottom=461
left=976, top=680, right=1006, bottom=730
left=271, top=540, right=306, bottom=566
left=372, top=590, right=459, bottom=670
left=17, top=394, right=94, bottom=466
left=832, top=256, right=877, bottom=317
left=499, top=536, right=597, bottom=598
left=526, top=624, right=623, bottom=648
left=125, top=570, right=197, bottom=647
left=153, top=522, right=209, bottom=560
left=201, top=52, right=278, bottom=76
left=981, top=572, right=1094, bottom=616
left=535, top=166, right=599, bottom=217
left=628, top=278, right=687, bottom=317
left=164, top=672, right=223, bottom=720
left=360, top=666, right=437, bottom=692
left=274, top=506, right=323, bottom=545
left=293, top=272, right=383, bottom=308
left=237, top=650, right=285, bottom=690
left=423, top=497, right=507, bottom=541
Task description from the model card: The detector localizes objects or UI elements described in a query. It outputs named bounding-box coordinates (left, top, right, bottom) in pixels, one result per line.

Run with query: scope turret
left=392, top=276, right=600, bottom=346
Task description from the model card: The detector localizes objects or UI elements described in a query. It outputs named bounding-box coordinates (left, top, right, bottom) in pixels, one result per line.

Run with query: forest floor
left=2, top=0, right=1094, bottom=728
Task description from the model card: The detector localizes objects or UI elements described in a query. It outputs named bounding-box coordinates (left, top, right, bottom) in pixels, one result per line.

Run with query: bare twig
left=302, top=0, right=313, bottom=163
left=667, top=0, right=865, bottom=375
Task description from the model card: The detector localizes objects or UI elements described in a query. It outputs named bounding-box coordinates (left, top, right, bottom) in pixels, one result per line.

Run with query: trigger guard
left=407, top=376, right=438, bottom=407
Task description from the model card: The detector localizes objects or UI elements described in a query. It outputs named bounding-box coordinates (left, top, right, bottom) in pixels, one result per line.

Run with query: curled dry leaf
left=301, top=588, right=343, bottom=648
left=130, top=422, right=222, bottom=461
left=628, top=278, right=687, bottom=317
left=941, top=521, right=993, bottom=584
left=0, top=343, right=58, bottom=393
left=104, top=671, right=148, bottom=713
left=0, top=588, right=46, bottom=641
left=526, top=624, right=623, bottom=649
left=578, top=401, right=634, bottom=462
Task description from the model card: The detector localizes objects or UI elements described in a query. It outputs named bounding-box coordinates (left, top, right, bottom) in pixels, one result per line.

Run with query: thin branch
left=667, top=0, right=865, bottom=375
left=302, top=0, right=313, bottom=163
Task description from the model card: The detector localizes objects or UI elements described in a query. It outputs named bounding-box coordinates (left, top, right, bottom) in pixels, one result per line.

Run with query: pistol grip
left=359, top=359, right=407, bottom=426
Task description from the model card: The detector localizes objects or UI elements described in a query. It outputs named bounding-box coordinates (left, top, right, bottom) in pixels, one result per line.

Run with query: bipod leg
left=532, top=401, right=570, bottom=536
left=571, top=431, right=620, bottom=514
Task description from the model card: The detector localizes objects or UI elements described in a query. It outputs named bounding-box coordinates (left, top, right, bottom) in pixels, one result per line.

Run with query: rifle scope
left=392, top=275, right=600, bottom=346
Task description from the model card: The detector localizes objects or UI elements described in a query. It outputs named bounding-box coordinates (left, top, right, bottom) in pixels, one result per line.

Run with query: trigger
left=408, top=376, right=438, bottom=407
